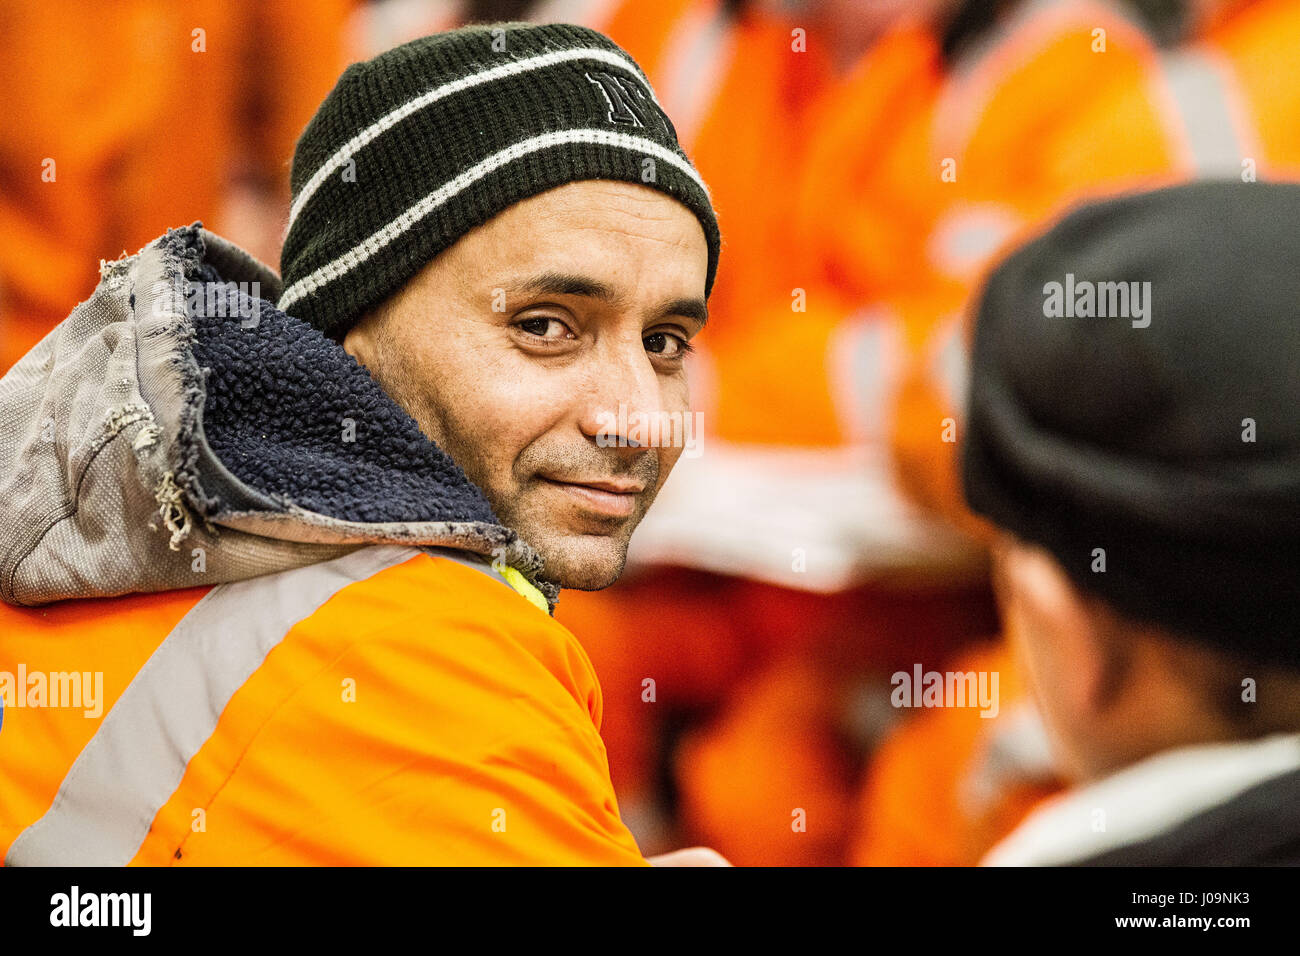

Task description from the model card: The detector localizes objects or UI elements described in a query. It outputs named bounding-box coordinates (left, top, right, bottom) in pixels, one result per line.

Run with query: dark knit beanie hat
left=278, top=21, right=720, bottom=339
left=962, top=181, right=1300, bottom=668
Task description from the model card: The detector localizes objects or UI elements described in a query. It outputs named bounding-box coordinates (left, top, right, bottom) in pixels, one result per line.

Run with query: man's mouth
left=537, top=475, right=644, bottom=518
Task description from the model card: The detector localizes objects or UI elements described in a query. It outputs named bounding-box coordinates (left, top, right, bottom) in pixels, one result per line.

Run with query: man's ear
left=996, top=536, right=1121, bottom=723
left=340, top=309, right=381, bottom=367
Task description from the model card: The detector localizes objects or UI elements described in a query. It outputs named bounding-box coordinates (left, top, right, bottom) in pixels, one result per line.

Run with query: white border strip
left=279, top=128, right=709, bottom=313
left=287, top=46, right=651, bottom=232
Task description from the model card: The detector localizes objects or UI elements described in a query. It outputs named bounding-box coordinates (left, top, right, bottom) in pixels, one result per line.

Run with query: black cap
left=962, top=181, right=1300, bottom=667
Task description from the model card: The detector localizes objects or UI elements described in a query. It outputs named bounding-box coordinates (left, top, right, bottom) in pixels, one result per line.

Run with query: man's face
left=343, top=180, right=709, bottom=590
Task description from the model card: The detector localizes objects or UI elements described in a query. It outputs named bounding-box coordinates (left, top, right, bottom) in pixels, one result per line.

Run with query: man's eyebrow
left=659, top=297, right=708, bottom=327
left=516, top=271, right=617, bottom=302
left=512, top=271, right=709, bottom=327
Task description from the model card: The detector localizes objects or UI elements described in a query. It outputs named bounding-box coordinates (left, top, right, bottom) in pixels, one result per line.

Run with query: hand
left=646, top=846, right=733, bottom=866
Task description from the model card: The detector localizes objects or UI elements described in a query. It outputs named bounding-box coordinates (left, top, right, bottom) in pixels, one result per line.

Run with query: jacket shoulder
left=132, top=546, right=638, bottom=865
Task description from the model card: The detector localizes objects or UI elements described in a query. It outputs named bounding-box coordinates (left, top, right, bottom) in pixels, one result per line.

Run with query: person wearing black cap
left=965, top=180, right=1300, bottom=865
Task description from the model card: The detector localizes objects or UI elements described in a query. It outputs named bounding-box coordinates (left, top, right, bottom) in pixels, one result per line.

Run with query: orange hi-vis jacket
left=0, top=226, right=646, bottom=866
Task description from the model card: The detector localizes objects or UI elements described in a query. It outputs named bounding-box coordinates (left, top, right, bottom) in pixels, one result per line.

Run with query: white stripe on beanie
left=278, top=127, right=709, bottom=314
left=287, top=46, right=654, bottom=232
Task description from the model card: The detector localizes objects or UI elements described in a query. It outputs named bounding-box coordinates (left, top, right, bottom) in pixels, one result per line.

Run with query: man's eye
left=644, top=331, right=692, bottom=358
left=518, top=316, right=571, bottom=339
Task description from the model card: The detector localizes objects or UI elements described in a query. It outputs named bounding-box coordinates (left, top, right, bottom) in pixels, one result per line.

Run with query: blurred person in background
left=543, top=0, right=1002, bottom=865
left=821, top=0, right=1300, bottom=866
left=0, top=0, right=356, bottom=373
left=964, top=181, right=1300, bottom=865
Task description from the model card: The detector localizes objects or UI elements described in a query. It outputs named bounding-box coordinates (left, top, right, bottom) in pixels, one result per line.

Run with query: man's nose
left=576, top=343, right=665, bottom=451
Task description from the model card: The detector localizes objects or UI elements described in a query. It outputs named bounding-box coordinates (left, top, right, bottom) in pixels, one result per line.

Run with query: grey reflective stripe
left=1158, top=48, right=1246, bottom=178
left=421, top=545, right=512, bottom=587
left=929, top=315, right=971, bottom=417
left=5, top=545, right=421, bottom=866
left=529, top=0, right=621, bottom=29
left=937, top=0, right=1073, bottom=157
left=828, top=308, right=904, bottom=443
left=656, top=1, right=735, bottom=148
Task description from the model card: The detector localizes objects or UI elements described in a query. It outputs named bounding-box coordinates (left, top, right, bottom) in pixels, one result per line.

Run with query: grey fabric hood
left=0, top=224, right=553, bottom=608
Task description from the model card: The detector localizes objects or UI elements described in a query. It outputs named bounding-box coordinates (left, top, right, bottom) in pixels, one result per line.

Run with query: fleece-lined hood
left=0, top=224, right=555, bottom=609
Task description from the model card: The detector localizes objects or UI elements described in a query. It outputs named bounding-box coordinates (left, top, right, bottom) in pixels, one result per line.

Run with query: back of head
left=963, top=180, right=1300, bottom=673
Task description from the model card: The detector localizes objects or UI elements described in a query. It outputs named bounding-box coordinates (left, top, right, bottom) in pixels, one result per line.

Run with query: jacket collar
left=0, top=224, right=557, bottom=611
left=981, top=731, right=1300, bottom=865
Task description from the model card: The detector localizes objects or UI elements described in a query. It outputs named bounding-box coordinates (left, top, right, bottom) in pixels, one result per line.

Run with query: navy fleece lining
left=186, top=263, right=499, bottom=526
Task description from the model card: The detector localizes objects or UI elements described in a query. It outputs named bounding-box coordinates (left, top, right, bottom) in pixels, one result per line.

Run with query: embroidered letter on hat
left=585, top=71, right=666, bottom=134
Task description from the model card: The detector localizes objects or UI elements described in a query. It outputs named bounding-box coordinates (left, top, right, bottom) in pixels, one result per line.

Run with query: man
left=0, top=22, right=722, bottom=865
left=962, top=181, right=1300, bottom=865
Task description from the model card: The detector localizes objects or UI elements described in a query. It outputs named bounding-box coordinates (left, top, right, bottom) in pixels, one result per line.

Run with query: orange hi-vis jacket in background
left=0, top=0, right=355, bottom=374
left=0, top=225, right=645, bottom=866
left=824, top=0, right=1300, bottom=535
left=793, top=0, right=1173, bottom=536
left=542, top=1, right=997, bottom=866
